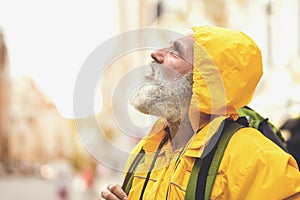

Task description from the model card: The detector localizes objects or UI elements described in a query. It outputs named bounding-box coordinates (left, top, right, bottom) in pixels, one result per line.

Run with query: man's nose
left=151, top=49, right=165, bottom=63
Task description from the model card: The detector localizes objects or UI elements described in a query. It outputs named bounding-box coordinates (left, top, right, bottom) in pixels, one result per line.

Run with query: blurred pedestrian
left=281, top=116, right=300, bottom=166
left=55, top=170, right=69, bottom=200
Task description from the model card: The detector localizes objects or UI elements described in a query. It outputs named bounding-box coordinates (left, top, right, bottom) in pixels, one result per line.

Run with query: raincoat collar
left=140, top=116, right=227, bottom=158
left=140, top=118, right=169, bottom=153
left=184, top=116, right=227, bottom=158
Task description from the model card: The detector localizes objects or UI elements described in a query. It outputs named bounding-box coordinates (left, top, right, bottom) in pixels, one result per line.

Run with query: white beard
left=130, top=63, right=192, bottom=123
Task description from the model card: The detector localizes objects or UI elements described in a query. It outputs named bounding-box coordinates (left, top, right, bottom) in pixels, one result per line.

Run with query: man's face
left=151, top=34, right=194, bottom=77
left=130, top=34, right=194, bottom=123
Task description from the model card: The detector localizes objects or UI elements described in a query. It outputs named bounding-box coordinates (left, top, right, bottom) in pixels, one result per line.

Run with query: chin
left=131, top=98, right=182, bottom=123
left=130, top=82, right=187, bottom=123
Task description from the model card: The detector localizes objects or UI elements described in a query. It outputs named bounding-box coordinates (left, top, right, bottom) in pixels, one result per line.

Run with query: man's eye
left=170, top=51, right=180, bottom=57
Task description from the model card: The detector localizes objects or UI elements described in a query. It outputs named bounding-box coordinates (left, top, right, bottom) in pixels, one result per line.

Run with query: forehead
left=172, top=34, right=194, bottom=49
left=170, top=34, right=194, bottom=64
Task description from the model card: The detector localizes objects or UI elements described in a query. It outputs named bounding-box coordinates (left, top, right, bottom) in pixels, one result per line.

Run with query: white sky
left=0, top=0, right=118, bottom=118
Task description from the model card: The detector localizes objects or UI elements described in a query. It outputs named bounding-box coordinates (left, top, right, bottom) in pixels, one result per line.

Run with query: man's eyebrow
left=171, top=40, right=184, bottom=55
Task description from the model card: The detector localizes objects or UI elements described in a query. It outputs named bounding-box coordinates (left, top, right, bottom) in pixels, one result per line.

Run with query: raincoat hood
left=189, top=25, right=263, bottom=130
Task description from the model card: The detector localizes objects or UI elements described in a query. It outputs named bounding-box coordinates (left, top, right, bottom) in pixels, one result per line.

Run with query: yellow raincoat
left=124, top=26, right=300, bottom=199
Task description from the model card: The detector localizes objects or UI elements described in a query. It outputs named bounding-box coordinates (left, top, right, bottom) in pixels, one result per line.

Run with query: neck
left=166, top=111, right=212, bottom=150
left=196, top=111, right=213, bottom=131
left=167, top=118, right=193, bottom=150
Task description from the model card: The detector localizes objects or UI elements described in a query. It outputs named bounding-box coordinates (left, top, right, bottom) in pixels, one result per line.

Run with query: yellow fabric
left=125, top=118, right=300, bottom=199
left=124, top=25, right=300, bottom=199
left=189, top=25, right=262, bottom=131
left=184, top=115, right=226, bottom=157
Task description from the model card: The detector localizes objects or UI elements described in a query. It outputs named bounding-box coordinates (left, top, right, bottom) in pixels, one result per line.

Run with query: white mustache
left=144, top=61, right=184, bottom=83
left=143, top=62, right=156, bottom=80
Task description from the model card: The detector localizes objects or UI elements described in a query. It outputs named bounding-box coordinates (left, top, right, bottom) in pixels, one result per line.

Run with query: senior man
left=101, top=25, right=300, bottom=200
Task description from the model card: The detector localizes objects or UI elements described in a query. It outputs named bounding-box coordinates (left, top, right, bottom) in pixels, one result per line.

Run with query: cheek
left=164, top=60, right=192, bottom=75
left=173, top=60, right=193, bottom=75
left=182, top=62, right=193, bottom=73
left=160, top=52, right=194, bottom=80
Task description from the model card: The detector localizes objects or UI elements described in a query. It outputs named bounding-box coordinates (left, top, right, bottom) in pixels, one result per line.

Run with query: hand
left=100, top=184, right=128, bottom=200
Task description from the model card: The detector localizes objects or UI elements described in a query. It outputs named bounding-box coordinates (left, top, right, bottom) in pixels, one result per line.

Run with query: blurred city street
left=0, top=170, right=123, bottom=200
left=0, top=175, right=56, bottom=200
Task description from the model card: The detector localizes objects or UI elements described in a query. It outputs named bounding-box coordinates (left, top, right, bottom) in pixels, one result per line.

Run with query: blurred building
left=8, top=77, right=76, bottom=173
left=0, top=32, right=91, bottom=175
left=0, top=30, right=11, bottom=173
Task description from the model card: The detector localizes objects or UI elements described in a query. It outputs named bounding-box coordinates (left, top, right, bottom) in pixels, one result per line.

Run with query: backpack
left=185, top=106, right=288, bottom=200
left=122, top=106, right=288, bottom=199
left=237, top=106, right=287, bottom=149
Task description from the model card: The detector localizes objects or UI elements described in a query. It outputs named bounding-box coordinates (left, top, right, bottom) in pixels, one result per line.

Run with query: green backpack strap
left=122, top=148, right=145, bottom=194
left=205, top=122, right=243, bottom=199
left=185, top=120, right=243, bottom=200
left=185, top=158, right=203, bottom=200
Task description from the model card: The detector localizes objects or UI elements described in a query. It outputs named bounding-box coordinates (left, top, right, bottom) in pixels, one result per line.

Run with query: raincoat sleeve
left=234, top=150, right=300, bottom=199
left=224, top=128, right=300, bottom=200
